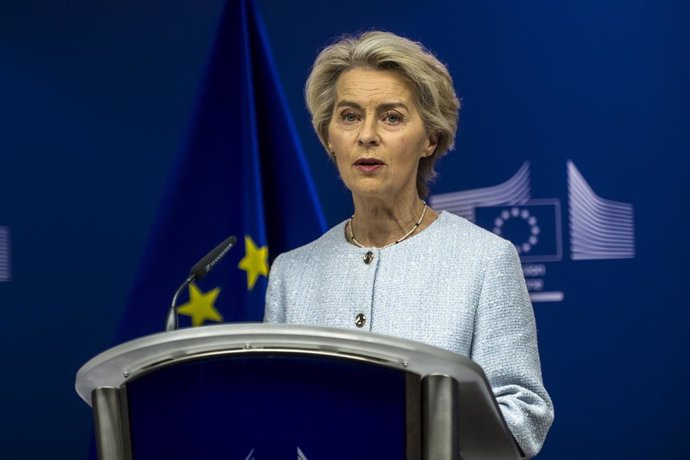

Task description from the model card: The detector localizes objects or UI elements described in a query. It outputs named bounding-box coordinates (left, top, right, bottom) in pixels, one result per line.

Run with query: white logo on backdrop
left=429, top=161, right=635, bottom=302
left=567, top=160, right=635, bottom=260
left=429, top=162, right=531, bottom=222
left=0, top=226, right=10, bottom=282
left=243, top=447, right=310, bottom=459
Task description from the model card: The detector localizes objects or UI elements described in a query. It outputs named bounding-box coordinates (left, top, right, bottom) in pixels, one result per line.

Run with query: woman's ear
left=423, top=132, right=439, bottom=157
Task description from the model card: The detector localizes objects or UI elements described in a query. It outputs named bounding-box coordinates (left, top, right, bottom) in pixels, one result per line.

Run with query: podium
left=76, top=323, right=521, bottom=459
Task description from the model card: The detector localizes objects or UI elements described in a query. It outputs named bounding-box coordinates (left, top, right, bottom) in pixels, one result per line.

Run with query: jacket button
left=363, top=251, right=374, bottom=264
left=355, top=313, right=366, bottom=328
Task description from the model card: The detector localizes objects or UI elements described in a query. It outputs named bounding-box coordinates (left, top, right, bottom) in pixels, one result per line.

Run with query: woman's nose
left=357, top=118, right=380, bottom=146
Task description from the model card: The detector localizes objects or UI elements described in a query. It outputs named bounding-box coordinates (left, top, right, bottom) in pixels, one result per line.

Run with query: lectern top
left=76, top=323, right=490, bottom=405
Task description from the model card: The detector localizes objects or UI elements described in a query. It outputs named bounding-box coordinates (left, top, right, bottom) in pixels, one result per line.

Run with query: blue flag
left=115, top=0, right=326, bottom=342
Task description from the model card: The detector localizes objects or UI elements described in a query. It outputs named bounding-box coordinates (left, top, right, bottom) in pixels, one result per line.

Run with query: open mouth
left=354, top=158, right=385, bottom=172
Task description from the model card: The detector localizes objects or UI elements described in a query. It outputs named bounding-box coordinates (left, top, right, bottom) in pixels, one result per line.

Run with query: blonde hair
left=305, top=30, right=460, bottom=197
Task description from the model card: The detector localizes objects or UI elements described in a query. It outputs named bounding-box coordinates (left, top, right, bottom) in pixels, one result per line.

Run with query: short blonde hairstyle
left=305, top=30, right=460, bottom=197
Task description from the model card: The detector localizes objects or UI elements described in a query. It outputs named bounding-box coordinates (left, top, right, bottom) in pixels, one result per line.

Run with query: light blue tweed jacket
left=264, top=211, right=554, bottom=457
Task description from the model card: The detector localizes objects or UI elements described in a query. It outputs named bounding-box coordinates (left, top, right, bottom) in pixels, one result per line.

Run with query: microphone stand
left=164, top=235, right=237, bottom=332
left=165, top=275, right=195, bottom=332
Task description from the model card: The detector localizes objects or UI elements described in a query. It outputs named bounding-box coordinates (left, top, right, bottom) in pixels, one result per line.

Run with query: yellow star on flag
left=238, top=235, right=269, bottom=290
left=176, top=282, right=223, bottom=327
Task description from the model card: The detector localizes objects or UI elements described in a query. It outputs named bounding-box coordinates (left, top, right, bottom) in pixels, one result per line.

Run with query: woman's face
left=327, top=68, right=437, bottom=202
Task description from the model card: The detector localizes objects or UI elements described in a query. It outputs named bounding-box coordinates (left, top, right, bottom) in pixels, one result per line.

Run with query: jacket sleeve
left=263, top=254, right=287, bottom=323
left=471, top=239, right=554, bottom=458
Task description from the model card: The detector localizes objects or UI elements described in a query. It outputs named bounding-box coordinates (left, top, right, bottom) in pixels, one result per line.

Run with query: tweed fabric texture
left=265, top=211, right=554, bottom=457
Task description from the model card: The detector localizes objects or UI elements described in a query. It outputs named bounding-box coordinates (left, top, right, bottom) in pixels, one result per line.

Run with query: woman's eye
left=383, top=113, right=402, bottom=124
left=341, top=112, right=358, bottom=123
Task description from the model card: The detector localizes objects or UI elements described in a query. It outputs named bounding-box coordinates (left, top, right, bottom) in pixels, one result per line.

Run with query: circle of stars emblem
left=493, top=207, right=540, bottom=254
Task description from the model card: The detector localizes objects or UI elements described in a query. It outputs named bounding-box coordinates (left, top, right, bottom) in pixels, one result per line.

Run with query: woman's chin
left=349, top=185, right=403, bottom=203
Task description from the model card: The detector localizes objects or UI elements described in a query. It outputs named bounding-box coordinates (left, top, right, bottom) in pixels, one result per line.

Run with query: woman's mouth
left=354, top=158, right=385, bottom=172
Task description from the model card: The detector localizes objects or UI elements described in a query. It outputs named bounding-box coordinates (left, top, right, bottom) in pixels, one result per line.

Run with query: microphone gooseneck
left=165, top=235, right=238, bottom=332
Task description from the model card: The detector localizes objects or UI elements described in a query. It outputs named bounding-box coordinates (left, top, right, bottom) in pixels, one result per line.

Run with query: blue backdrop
left=1, top=0, right=688, bottom=458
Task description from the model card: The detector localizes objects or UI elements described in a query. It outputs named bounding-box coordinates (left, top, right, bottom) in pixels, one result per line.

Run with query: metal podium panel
left=76, top=324, right=520, bottom=459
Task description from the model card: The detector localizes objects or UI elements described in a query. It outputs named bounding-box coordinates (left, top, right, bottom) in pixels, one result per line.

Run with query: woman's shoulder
left=272, top=221, right=348, bottom=267
left=435, top=211, right=515, bottom=254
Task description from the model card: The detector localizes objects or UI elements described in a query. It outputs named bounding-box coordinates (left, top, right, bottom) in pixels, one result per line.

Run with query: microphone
left=165, top=235, right=238, bottom=331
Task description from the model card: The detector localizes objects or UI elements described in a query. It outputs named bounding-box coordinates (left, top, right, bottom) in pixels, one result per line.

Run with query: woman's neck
left=347, top=194, right=438, bottom=248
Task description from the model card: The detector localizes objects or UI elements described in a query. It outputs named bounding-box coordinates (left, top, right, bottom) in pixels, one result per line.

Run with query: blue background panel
left=126, top=354, right=408, bottom=459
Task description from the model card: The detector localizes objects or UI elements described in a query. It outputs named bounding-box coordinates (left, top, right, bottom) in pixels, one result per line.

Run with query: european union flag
left=115, top=0, right=326, bottom=342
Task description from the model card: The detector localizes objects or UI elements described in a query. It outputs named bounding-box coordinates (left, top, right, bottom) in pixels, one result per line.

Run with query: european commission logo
left=0, top=226, right=10, bottom=282
left=429, top=161, right=635, bottom=303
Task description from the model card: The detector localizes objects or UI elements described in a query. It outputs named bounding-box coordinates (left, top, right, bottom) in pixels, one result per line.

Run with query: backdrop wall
left=1, top=1, right=688, bottom=458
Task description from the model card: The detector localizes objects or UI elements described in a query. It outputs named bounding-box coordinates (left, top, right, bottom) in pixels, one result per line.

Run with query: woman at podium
left=265, top=31, right=553, bottom=458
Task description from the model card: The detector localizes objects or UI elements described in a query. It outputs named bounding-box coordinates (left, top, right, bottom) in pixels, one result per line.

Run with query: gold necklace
left=348, top=202, right=427, bottom=249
